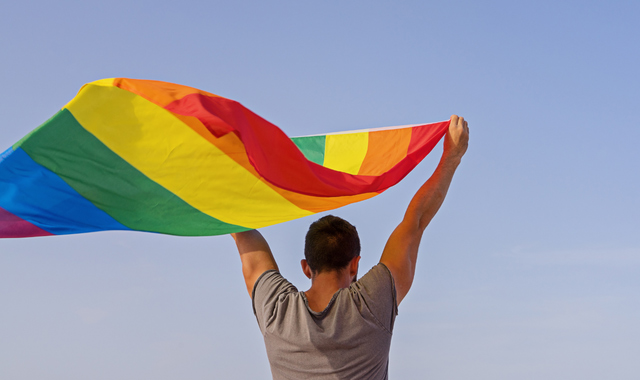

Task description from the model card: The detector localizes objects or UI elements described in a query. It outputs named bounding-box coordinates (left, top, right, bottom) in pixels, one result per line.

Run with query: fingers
left=450, top=114, right=469, bottom=134
left=450, top=114, right=465, bottom=127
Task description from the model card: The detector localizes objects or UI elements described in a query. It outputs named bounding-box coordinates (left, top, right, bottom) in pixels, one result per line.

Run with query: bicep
left=379, top=220, right=423, bottom=305
left=232, top=230, right=279, bottom=296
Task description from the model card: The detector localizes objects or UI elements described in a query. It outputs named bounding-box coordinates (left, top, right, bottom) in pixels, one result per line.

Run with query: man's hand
left=444, top=115, right=469, bottom=162
left=380, top=115, right=469, bottom=305
left=232, top=230, right=279, bottom=297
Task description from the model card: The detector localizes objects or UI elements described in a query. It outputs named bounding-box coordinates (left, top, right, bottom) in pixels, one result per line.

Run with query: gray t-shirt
left=252, top=263, right=398, bottom=380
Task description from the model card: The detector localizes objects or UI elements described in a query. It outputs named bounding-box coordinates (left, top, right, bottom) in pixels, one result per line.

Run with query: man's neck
left=304, top=269, right=352, bottom=313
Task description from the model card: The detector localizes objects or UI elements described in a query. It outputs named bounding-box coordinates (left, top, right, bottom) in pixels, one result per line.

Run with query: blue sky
left=1, top=1, right=639, bottom=378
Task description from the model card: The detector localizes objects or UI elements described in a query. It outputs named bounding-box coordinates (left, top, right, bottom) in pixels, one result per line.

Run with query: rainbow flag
left=0, top=79, right=449, bottom=238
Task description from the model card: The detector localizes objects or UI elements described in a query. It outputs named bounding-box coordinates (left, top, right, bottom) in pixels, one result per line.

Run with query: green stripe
left=291, top=135, right=326, bottom=166
left=17, top=109, right=248, bottom=236
left=12, top=111, right=62, bottom=150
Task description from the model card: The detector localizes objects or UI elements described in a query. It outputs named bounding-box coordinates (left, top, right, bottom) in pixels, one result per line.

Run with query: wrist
left=441, top=151, right=462, bottom=167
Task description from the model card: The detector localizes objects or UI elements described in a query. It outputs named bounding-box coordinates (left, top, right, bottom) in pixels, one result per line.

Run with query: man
left=232, top=115, right=469, bottom=379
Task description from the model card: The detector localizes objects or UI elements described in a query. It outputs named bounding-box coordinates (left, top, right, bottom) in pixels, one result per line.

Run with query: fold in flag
left=0, top=79, right=449, bottom=238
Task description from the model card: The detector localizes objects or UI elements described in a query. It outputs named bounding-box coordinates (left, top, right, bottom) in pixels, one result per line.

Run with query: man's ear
left=349, top=255, right=361, bottom=278
left=301, top=259, right=313, bottom=279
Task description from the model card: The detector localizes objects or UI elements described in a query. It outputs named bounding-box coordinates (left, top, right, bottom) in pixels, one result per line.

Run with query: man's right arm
left=380, top=115, right=469, bottom=305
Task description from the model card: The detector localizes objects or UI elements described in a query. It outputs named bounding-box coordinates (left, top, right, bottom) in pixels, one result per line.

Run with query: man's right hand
left=443, top=115, right=469, bottom=163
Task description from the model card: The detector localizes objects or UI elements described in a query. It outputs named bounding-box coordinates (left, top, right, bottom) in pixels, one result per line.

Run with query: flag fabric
left=0, top=78, right=449, bottom=238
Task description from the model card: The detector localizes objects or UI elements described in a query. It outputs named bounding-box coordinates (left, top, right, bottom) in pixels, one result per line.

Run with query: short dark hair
left=304, top=215, right=361, bottom=273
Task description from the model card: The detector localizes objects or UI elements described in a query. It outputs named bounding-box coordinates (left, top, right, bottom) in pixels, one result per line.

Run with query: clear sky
left=1, top=1, right=639, bottom=379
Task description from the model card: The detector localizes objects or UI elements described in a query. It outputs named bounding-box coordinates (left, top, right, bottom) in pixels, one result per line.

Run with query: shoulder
left=356, top=263, right=396, bottom=290
left=252, top=270, right=297, bottom=301
left=349, top=263, right=398, bottom=332
left=252, top=270, right=299, bottom=327
left=252, top=270, right=285, bottom=298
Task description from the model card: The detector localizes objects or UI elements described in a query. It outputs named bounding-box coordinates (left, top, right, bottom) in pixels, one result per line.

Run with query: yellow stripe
left=323, top=132, right=369, bottom=175
left=65, top=82, right=312, bottom=228
left=62, top=79, right=114, bottom=109
left=88, top=78, right=115, bottom=87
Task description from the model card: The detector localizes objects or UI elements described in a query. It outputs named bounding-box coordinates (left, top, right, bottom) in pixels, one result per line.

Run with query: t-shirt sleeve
left=252, top=270, right=298, bottom=333
left=354, top=263, right=398, bottom=333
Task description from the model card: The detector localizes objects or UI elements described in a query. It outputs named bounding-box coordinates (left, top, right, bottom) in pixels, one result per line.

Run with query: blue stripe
left=0, top=147, right=130, bottom=235
left=1, top=146, right=13, bottom=161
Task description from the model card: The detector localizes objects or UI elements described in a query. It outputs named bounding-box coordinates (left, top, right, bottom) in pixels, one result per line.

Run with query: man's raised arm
left=232, top=230, right=279, bottom=297
left=380, top=115, right=469, bottom=305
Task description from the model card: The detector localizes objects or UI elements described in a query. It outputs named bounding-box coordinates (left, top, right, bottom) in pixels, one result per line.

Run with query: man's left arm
left=232, top=230, right=279, bottom=297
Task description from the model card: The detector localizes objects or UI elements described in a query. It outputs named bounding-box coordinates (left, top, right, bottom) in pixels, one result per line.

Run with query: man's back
left=253, top=264, right=398, bottom=380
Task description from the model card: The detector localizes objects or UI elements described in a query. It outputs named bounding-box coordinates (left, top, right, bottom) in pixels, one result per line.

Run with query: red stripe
left=164, top=93, right=448, bottom=197
left=407, top=120, right=451, bottom=162
left=0, top=207, right=53, bottom=238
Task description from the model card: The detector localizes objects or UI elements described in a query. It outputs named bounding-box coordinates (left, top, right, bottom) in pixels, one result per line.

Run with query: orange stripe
left=358, top=128, right=412, bottom=176
left=113, top=78, right=222, bottom=107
